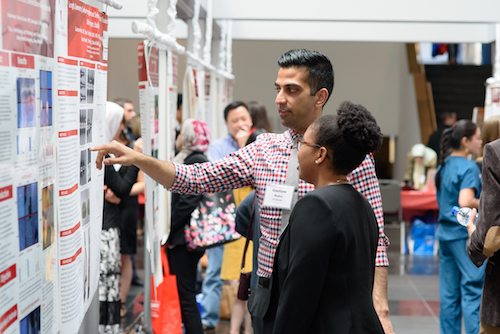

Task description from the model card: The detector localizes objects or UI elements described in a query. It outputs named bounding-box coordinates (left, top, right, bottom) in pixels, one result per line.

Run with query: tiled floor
left=124, top=225, right=465, bottom=334
left=386, top=224, right=442, bottom=334
left=387, top=253, right=441, bottom=333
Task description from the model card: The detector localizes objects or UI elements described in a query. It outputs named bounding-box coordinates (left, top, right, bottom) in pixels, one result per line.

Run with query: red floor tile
left=398, top=300, right=440, bottom=316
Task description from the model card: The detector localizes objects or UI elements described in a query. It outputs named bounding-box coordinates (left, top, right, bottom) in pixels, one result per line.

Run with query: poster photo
left=484, top=80, right=500, bottom=121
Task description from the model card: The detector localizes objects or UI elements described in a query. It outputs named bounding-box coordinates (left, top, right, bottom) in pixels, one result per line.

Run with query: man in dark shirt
left=428, top=110, right=456, bottom=160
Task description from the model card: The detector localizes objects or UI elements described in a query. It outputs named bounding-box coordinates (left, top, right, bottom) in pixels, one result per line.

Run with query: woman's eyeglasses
left=297, top=139, right=331, bottom=160
left=297, top=139, right=322, bottom=150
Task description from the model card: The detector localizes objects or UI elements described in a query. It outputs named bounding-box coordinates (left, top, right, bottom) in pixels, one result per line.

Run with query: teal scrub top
left=435, top=156, right=481, bottom=241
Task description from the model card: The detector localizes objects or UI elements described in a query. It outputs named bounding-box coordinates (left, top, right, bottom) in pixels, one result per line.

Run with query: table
left=401, top=189, right=439, bottom=221
left=399, top=190, right=439, bottom=255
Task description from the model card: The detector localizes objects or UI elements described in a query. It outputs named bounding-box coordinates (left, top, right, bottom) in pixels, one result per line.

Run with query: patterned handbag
left=184, top=190, right=241, bottom=250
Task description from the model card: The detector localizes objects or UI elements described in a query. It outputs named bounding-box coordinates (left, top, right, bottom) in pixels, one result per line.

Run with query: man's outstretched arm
left=91, top=140, right=176, bottom=188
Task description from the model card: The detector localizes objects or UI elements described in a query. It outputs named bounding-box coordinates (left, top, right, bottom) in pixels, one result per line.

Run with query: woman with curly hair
left=263, top=101, right=385, bottom=334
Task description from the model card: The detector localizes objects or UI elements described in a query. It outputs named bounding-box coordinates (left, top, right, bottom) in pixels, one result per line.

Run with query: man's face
left=123, top=102, right=136, bottom=126
left=275, top=67, right=318, bottom=134
left=444, top=113, right=457, bottom=126
left=225, top=106, right=252, bottom=139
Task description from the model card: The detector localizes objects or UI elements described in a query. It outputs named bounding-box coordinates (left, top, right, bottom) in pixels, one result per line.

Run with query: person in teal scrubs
left=435, top=119, right=485, bottom=334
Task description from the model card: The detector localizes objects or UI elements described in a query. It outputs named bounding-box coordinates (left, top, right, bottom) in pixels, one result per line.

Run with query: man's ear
left=315, top=88, right=329, bottom=107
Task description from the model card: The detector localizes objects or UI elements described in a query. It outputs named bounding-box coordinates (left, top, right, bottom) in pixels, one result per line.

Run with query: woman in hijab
left=99, top=102, right=139, bottom=334
left=167, top=119, right=211, bottom=334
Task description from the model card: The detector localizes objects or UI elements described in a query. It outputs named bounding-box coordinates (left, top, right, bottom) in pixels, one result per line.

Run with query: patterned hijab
left=173, top=119, right=210, bottom=164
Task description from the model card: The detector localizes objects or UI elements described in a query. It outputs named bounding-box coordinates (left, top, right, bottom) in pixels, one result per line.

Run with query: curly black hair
left=312, top=101, right=383, bottom=174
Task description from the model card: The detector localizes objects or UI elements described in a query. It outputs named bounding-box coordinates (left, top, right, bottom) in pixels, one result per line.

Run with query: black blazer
left=467, top=139, right=500, bottom=327
left=103, top=163, right=139, bottom=230
left=264, top=184, right=384, bottom=334
left=168, top=151, right=208, bottom=246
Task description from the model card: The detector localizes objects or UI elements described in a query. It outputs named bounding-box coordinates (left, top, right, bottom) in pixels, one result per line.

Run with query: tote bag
left=151, top=246, right=183, bottom=334
left=185, top=191, right=241, bottom=250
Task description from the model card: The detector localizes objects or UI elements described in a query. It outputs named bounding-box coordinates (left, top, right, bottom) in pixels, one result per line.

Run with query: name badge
left=263, top=184, right=295, bottom=209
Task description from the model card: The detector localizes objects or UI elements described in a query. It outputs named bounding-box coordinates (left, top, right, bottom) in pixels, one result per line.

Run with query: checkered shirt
left=170, top=129, right=390, bottom=277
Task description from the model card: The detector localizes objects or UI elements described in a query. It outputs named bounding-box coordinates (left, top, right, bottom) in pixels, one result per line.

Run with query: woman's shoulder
left=446, top=156, right=480, bottom=171
left=461, top=157, right=481, bottom=173
left=301, top=185, right=360, bottom=208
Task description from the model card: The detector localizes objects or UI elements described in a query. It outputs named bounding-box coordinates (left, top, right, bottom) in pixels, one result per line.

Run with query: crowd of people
left=94, top=48, right=500, bottom=334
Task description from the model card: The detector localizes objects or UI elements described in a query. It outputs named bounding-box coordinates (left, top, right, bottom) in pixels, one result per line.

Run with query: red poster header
left=0, top=264, right=16, bottom=287
left=138, top=43, right=147, bottom=82
left=60, top=222, right=81, bottom=237
left=58, top=129, right=78, bottom=137
left=58, top=57, right=78, bottom=66
left=0, top=185, right=12, bottom=202
left=68, top=0, right=108, bottom=62
left=11, top=53, right=34, bottom=69
left=97, top=64, right=107, bottom=71
left=79, top=60, right=95, bottom=69
left=59, top=183, right=78, bottom=196
left=61, top=248, right=82, bottom=265
left=0, top=304, right=17, bottom=333
left=0, top=52, right=9, bottom=67
left=148, top=46, right=159, bottom=87
left=1, top=0, right=55, bottom=57
left=193, top=68, right=198, bottom=97
left=58, top=90, right=78, bottom=97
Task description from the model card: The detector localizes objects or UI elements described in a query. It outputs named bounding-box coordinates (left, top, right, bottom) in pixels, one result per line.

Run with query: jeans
left=201, top=245, right=224, bottom=327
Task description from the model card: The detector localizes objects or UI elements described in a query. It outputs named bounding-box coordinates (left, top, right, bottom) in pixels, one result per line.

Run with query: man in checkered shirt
left=93, top=49, right=394, bottom=334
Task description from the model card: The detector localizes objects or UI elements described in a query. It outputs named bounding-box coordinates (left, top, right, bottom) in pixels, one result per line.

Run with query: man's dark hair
left=278, top=49, right=334, bottom=105
left=224, top=101, right=248, bottom=121
left=177, top=94, right=183, bottom=110
left=113, top=98, right=133, bottom=108
left=437, top=110, right=456, bottom=124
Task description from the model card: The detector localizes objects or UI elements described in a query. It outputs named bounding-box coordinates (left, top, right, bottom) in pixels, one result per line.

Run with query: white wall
left=107, top=39, right=420, bottom=181
left=229, top=40, right=420, bottom=180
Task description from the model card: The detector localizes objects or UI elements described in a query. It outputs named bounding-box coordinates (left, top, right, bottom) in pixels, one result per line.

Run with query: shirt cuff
left=168, top=162, right=184, bottom=192
left=375, top=245, right=389, bottom=267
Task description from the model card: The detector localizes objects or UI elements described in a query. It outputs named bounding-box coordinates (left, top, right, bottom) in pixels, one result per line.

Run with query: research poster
left=182, top=64, right=198, bottom=121
left=484, top=81, right=500, bottom=121
left=137, top=42, right=162, bottom=285
left=55, top=1, right=107, bottom=333
left=167, top=52, right=178, bottom=162
left=0, top=0, right=58, bottom=333
left=0, top=0, right=107, bottom=333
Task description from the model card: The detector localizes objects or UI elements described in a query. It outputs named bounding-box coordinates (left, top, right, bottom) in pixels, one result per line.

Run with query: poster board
left=0, top=0, right=108, bottom=333
left=484, top=81, right=500, bottom=121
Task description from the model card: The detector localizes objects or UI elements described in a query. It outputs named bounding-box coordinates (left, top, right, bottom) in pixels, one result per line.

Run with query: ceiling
left=106, top=0, right=500, bottom=43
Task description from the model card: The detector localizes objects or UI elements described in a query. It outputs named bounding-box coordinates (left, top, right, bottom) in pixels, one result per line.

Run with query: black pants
left=248, top=276, right=273, bottom=334
left=167, top=245, right=205, bottom=334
